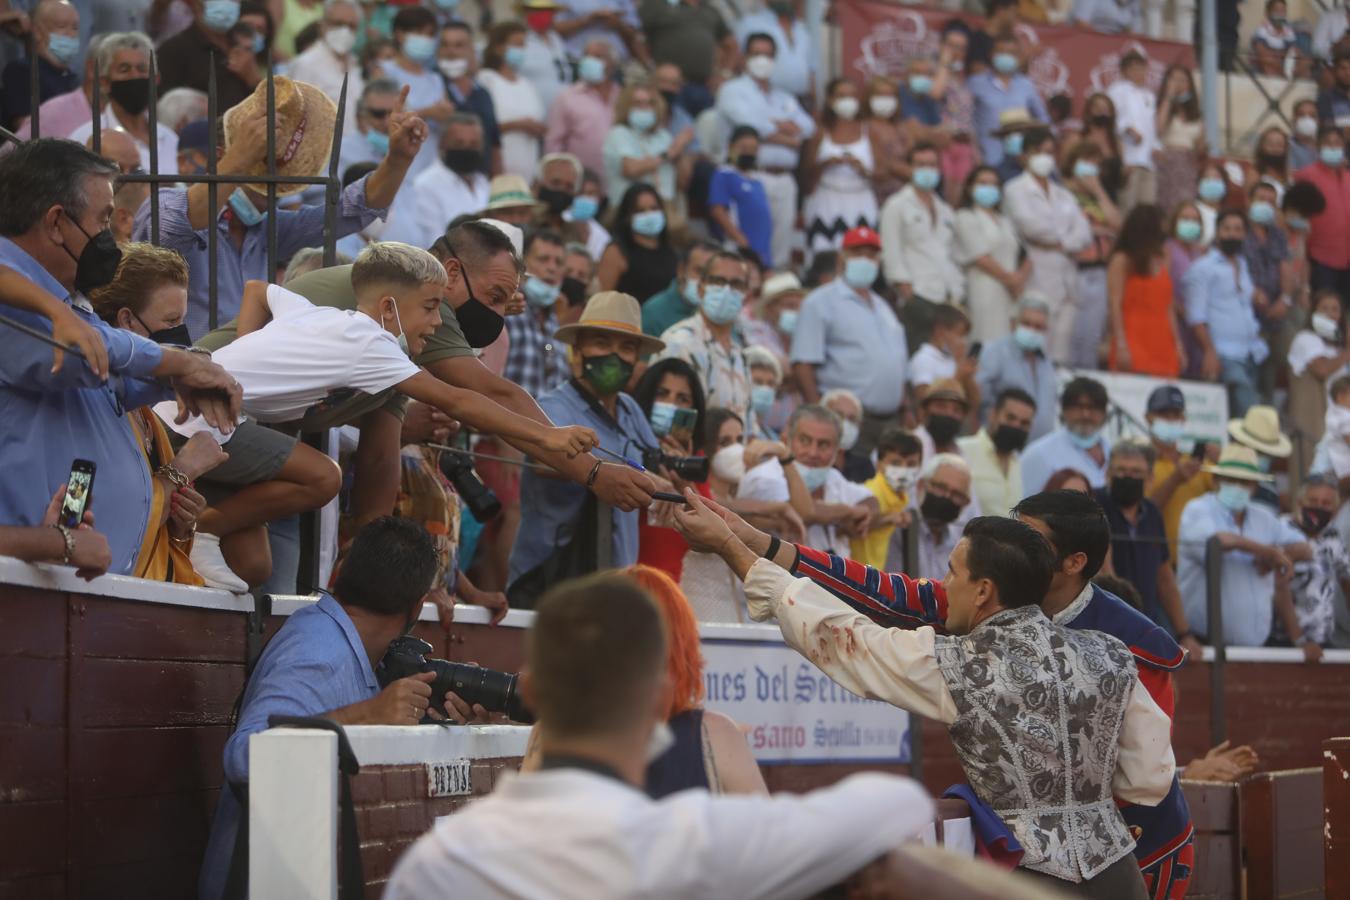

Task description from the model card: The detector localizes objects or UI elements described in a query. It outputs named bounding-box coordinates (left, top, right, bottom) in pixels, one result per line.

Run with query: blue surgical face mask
left=912, top=166, right=940, bottom=191
left=1321, top=146, right=1345, bottom=167
left=682, top=276, right=702, bottom=307
left=628, top=108, right=657, bottom=132
left=203, top=0, right=241, bottom=32
left=796, top=461, right=831, bottom=491
left=1198, top=177, right=1227, bottom=203
left=1003, top=131, right=1024, bottom=157
left=993, top=52, right=1019, bottom=75
left=1216, top=482, right=1252, bottom=513
left=1066, top=424, right=1101, bottom=449
left=631, top=209, right=666, bottom=236
left=251, top=30, right=266, bottom=54
left=750, top=384, right=776, bottom=416
left=701, top=284, right=745, bottom=324
left=1286, top=215, right=1309, bottom=232
left=578, top=54, right=607, bottom=84
left=365, top=129, right=390, bottom=156
left=908, top=74, right=933, bottom=95
left=47, top=34, right=80, bottom=66
left=1175, top=219, right=1202, bottom=242
left=402, top=32, right=438, bottom=63
left=778, top=309, right=799, bottom=335
left=1150, top=418, right=1185, bottom=445
left=523, top=275, right=560, bottom=308
left=972, top=183, right=1001, bottom=208
left=1073, top=160, right=1099, bottom=180
left=1248, top=200, right=1276, bottom=225
left=843, top=256, right=878, bottom=289
left=503, top=45, right=527, bottom=70
left=569, top=195, right=598, bottom=222
left=1013, top=324, right=1043, bottom=352
left=228, top=188, right=264, bottom=227
left=648, top=401, right=677, bottom=436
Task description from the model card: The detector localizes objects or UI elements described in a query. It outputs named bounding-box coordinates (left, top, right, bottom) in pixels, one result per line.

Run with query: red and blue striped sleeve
left=788, top=544, right=949, bottom=631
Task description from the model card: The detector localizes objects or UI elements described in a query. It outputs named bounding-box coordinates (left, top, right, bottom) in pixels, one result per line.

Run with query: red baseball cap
left=842, top=225, right=881, bottom=249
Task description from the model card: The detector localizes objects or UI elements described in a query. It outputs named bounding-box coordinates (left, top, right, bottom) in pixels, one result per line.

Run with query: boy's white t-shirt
left=907, top=342, right=956, bottom=388
left=155, top=284, right=422, bottom=440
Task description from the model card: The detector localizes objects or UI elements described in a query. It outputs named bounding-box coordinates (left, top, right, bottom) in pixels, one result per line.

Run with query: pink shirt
left=14, top=87, right=90, bottom=141
left=1296, top=162, right=1350, bottom=269
left=544, top=83, right=615, bottom=185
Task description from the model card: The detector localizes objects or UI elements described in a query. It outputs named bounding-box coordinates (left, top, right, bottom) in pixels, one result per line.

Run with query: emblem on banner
left=1088, top=40, right=1169, bottom=93
left=856, top=15, right=939, bottom=79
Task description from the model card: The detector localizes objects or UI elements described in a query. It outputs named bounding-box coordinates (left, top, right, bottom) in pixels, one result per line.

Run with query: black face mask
left=1217, top=237, right=1244, bottom=257
left=1089, top=114, right=1113, bottom=129
left=735, top=153, right=757, bottom=171
left=109, top=77, right=152, bottom=116
left=920, top=492, right=962, bottom=525
left=991, top=423, right=1029, bottom=454
left=925, top=413, right=962, bottom=447
left=1109, top=475, right=1145, bottom=508
left=660, top=89, right=680, bottom=111
left=560, top=276, right=587, bottom=307
left=60, top=210, right=122, bottom=295
left=133, top=311, right=191, bottom=346
left=537, top=187, right=573, bottom=215
left=1301, top=506, right=1332, bottom=533
left=449, top=251, right=505, bottom=348
left=443, top=147, right=483, bottom=174
left=1257, top=151, right=1285, bottom=171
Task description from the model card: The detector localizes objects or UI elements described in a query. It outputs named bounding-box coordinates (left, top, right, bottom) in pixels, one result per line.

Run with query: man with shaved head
left=1, top=0, right=81, bottom=128
left=87, top=128, right=150, bottom=244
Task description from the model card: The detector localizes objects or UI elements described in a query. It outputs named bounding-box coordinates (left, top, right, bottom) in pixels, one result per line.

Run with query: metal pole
left=264, top=56, right=277, bottom=284
left=1205, top=535, right=1226, bottom=745
left=28, top=36, right=39, bottom=138
left=207, top=55, right=219, bottom=331
left=322, top=73, right=348, bottom=267
left=148, top=51, right=160, bottom=244
left=1200, top=0, right=1220, bottom=152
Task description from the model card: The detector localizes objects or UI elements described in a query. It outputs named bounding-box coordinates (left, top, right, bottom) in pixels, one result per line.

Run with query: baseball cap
left=1145, top=385, right=1185, bottom=414
left=842, top=225, right=881, bottom=249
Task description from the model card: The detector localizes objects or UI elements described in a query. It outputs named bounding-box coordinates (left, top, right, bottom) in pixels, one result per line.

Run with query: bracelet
left=184, top=346, right=212, bottom=358
left=156, top=463, right=190, bottom=490
left=779, top=454, right=795, bottom=466
left=764, top=535, right=781, bottom=561
left=52, top=524, right=74, bottom=564
left=586, top=460, right=604, bottom=488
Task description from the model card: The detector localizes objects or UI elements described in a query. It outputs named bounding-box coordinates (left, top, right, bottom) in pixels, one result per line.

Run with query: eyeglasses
left=364, top=108, right=392, bottom=120
left=704, top=275, right=748, bottom=291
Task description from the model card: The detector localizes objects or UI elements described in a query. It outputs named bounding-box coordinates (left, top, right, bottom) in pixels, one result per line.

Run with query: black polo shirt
left=1093, top=488, right=1171, bottom=631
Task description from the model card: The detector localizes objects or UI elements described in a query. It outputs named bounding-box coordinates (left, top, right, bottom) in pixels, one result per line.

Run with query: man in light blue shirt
left=974, top=293, right=1058, bottom=441
left=0, top=138, right=241, bottom=576
left=715, top=31, right=815, bottom=266
left=967, top=34, right=1049, bottom=167
left=135, top=90, right=426, bottom=341
left=1020, top=376, right=1111, bottom=494
left=1177, top=446, right=1310, bottom=647
left=1183, top=210, right=1268, bottom=417
left=198, top=518, right=477, bottom=900
left=734, top=2, right=815, bottom=103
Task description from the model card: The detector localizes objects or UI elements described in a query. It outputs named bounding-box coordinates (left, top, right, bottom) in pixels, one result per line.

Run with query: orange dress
left=1112, top=265, right=1181, bottom=377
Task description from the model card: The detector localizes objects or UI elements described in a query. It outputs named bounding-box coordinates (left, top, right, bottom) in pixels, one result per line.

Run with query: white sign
left=701, top=638, right=911, bottom=765
left=1058, top=369, right=1230, bottom=445
left=425, top=758, right=472, bottom=797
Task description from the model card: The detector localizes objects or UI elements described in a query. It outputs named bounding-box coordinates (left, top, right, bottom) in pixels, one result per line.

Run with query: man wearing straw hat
left=1176, top=444, right=1313, bottom=650
left=481, top=173, right=544, bottom=228
left=1225, top=404, right=1291, bottom=511
left=140, top=74, right=426, bottom=342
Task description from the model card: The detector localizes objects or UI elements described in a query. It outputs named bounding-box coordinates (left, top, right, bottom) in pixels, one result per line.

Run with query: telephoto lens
left=378, top=635, right=534, bottom=723
left=639, top=447, right=711, bottom=482
left=438, top=449, right=503, bottom=522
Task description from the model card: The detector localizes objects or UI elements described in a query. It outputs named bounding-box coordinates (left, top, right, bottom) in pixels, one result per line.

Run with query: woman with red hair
left=624, top=564, right=767, bottom=798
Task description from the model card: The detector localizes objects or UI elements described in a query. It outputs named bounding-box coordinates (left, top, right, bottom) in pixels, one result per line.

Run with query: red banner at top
left=836, top=0, right=1196, bottom=101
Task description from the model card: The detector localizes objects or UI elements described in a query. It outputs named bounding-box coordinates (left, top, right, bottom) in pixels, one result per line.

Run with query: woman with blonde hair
left=603, top=81, right=692, bottom=204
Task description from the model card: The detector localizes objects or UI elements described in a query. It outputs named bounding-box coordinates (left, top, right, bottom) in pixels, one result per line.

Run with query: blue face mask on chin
left=1150, top=419, right=1185, bottom=445
left=228, top=188, right=265, bottom=227
left=365, top=129, right=390, bottom=156
left=1066, top=425, right=1100, bottom=449
left=796, top=461, right=831, bottom=491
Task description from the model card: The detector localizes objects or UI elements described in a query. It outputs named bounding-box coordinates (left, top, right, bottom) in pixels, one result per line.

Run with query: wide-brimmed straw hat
left=223, top=76, right=337, bottom=197
left=1227, top=405, right=1291, bottom=458
left=483, top=175, right=543, bottom=212
left=923, top=377, right=969, bottom=410
left=1203, top=444, right=1274, bottom=483
left=555, top=291, right=665, bottom=356
left=993, top=107, right=1038, bottom=135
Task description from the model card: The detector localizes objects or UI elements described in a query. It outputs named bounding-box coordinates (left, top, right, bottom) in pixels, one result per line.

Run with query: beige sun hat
left=484, top=174, right=543, bottom=212
left=1203, top=444, right=1274, bottom=482
left=554, top=291, right=665, bottom=356
left=993, top=107, right=1037, bottom=135
left=760, top=271, right=804, bottom=305
left=1227, top=405, right=1292, bottom=458
left=223, top=76, right=337, bottom=197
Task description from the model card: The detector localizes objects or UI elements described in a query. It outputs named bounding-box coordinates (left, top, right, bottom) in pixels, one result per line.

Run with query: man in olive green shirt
left=198, top=222, right=657, bottom=527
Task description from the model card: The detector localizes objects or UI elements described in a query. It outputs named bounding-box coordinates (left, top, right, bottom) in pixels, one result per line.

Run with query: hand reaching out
left=543, top=425, right=598, bottom=458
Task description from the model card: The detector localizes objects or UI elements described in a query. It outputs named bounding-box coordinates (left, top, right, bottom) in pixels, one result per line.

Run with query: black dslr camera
left=438, top=450, right=502, bottom=523
left=639, top=446, right=710, bottom=482
left=378, top=635, right=534, bottom=723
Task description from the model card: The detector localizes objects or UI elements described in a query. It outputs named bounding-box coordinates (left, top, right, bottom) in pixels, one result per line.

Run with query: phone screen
left=1191, top=441, right=1207, bottom=461
left=668, top=407, right=699, bottom=446
left=61, top=459, right=96, bottom=529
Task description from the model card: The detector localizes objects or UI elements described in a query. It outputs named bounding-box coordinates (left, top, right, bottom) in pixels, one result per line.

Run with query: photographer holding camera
left=198, top=517, right=492, bottom=900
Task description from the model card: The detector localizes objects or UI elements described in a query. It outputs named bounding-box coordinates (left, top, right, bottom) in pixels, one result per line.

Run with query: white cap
left=477, top=217, right=523, bottom=260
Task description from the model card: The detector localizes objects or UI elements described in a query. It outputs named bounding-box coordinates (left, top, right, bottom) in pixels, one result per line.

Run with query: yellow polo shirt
left=1153, top=458, right=1213, bottom=562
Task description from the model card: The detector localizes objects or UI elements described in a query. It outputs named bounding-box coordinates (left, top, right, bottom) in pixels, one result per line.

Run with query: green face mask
left=581, top=352, right=634, bottom=395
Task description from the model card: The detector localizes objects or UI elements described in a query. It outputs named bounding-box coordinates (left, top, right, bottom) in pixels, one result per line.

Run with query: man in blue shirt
left=1020, top=376, right=1111, bottom=494
left=708, top=126, right=773, bottom=267
left=1183, top=210, right=1268, bottom=417
left=198, top=517, right=479, bottom=900
left=509, top=291, right=664, bottom=602
left=967, top=33, right=1049, bottom=168
left=0, top=138, right=240, bottom=576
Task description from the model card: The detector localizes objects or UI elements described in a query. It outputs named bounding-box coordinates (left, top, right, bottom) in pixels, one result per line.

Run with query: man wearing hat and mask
left=1178, top=444, right=1313, bottom=650
left=508, top=291, right=667, bottom=606
left=916, top=377, right=973, bottom=464
left=482, top=174, right=544, bottom=228
left=989, top=107, right=1038, bottom=183
left=141, top=75, right=424, bottom=342
left=1225, top=404, right=1290, bottom=510
left=742, top=269, right=805, bottom=360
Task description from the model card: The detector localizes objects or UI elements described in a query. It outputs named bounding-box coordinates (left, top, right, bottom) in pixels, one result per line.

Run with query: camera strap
left=569, top=378, right=624, bottom=434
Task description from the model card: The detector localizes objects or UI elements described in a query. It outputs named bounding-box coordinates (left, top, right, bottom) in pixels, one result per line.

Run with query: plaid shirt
left=504, top=308, right=571, bottom=399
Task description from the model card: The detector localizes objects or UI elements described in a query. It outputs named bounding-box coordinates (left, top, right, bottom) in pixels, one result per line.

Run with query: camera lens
left=438, top=450, right=503, bottom=522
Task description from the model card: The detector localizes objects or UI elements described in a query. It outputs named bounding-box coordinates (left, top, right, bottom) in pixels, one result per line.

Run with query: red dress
left=637, top=480, right=712, bottom=582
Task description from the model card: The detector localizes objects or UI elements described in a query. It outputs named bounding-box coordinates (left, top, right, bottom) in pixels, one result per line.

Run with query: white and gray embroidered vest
left=933, top=605, right=1137, bottom=882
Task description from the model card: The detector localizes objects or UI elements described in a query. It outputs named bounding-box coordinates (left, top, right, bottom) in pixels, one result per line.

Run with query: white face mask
left=745, top=54, right=775, bottom=81
left=831, top=96, right=860, bottom=120
left=1027, top=153, right=1056, bottom=178
left=839, top=419, right=860, bottom=451
left=1296, top=116, right=1318, bottom=138
left=1313, top=312, right=1340, bottom=341
left=869, top=95, right=898, bottom=118
left=645, top=720, right=675, bottom=762
left=439, top=57, right=469, bottom=79
left=711, top=442, right=747, bottom=483
left=883, top=465, right=918, bottom=494
left=324, top=25, right=356, bottom=56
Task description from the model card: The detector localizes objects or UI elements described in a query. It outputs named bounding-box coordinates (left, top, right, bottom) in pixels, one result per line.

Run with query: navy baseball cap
left=177, top=118, right=211, bottom=155
left=1146, top=385, right=1185, bottom=414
